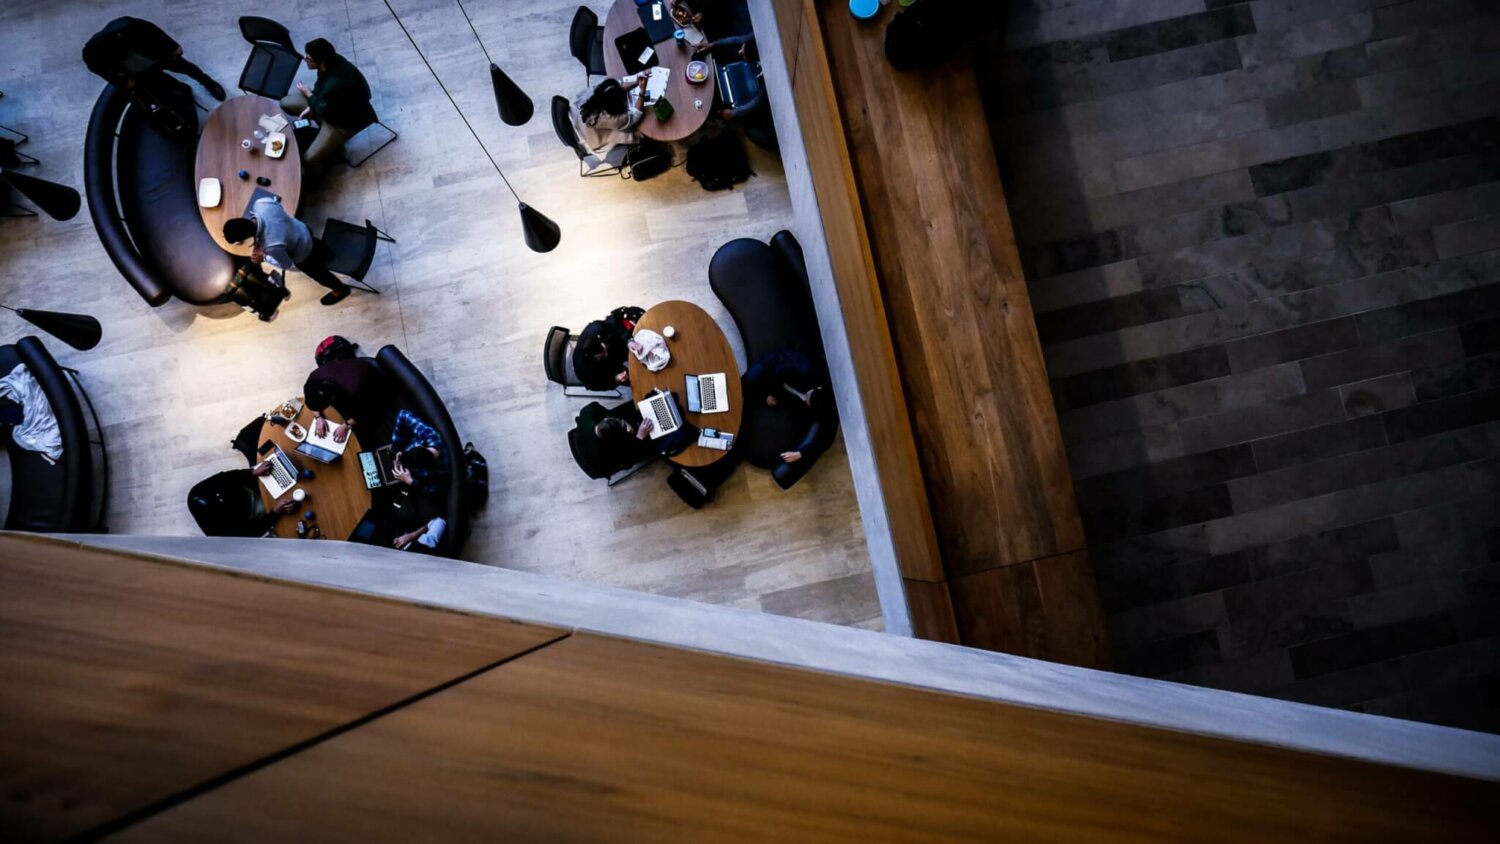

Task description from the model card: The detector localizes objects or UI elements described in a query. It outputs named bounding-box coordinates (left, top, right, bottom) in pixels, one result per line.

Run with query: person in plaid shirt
left=389, top=409, right=449, bottom=496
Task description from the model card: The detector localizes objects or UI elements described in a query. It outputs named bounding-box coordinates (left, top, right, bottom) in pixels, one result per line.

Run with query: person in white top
left=571, top=76, right=649, bottom=155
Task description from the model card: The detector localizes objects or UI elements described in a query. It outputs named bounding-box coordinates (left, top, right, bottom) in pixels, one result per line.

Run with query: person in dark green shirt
left=280, top=38, right=376, bottom=171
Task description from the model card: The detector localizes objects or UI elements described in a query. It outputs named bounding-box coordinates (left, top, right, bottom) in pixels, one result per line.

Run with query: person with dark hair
left=743, top=350, right=835, bottom=466
left=572, top=76, right=649, bottom=154
left=572, top=318, right=634, bottom=391
left=190, top=469, right=296, bottom=537
left=388, top=409, right=449, bottom=497
left=303, top=336, right=392, bottom=444
left=280, top=38, right=374, bottom=170
left=223, top=196, right=352, bottom=306
left=82, top=16, right=226, bottom=100
left=576, top=401, right=694, bottom=474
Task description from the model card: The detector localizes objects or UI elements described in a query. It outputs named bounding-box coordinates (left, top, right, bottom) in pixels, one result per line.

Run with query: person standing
left=82, top=17, right=226, bottom=100
left=222, top=196, right=352, bottom=306
left=280, top=38, right=375, bottom=171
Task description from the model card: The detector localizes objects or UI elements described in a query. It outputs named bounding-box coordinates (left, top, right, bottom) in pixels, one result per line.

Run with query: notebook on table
left=243, top=187, right=281, bottom=217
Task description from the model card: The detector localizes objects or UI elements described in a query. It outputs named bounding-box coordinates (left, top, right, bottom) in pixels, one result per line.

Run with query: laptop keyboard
left=269, top=454, right=295, bottom=489
left=651, top=396, right=674, bottom=430
left=700, top=376, right=718, bottom=411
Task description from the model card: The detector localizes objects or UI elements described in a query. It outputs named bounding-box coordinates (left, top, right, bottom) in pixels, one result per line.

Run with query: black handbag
left=623, top=139, right=672, bottom=181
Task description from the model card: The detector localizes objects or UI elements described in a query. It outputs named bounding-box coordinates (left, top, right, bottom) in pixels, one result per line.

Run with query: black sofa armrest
left=5, top=337, right=94, bottom=531
left=85, top=86, right=170, bottom=307
left=375, top=345, right=469, bottom=556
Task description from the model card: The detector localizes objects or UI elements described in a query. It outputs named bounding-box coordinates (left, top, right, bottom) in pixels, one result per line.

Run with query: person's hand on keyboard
left=313, top=415, right=329, bottom=438
left=252, top=460, right=272, bottom=477
left=333, top=423, right=350, bottom=443
left=638, top=418, right=654, bottom=439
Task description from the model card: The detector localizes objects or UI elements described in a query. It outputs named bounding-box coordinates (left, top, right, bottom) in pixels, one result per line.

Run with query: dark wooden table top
left=256, top=403, right=369, bottom=540
left=195, top=95, right=302, bottom=256
left=628, top=300, right=743, bottom=468
left=602, top=0, right=717, bottom=143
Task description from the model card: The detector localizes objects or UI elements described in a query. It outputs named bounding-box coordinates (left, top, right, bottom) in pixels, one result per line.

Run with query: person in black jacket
left=743, top=350, right=835, bottom=466
left=572, top=307, right=643, bottom=391
left=82, top=17, right=226, bottom=100
left=576, top=400, right=694, bottom=475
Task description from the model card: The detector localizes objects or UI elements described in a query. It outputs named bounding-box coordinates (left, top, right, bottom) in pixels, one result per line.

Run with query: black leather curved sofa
left=85, top=84, right=236, bottom=306
left=709, top=231, right=838, bottom=489
left=0, top=336, right=106, bottom=532
left=373, top=345, right=470, bottom=557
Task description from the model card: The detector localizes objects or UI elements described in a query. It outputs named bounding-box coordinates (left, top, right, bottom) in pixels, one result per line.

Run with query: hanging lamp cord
left=381, top=0, right=518, bottom=200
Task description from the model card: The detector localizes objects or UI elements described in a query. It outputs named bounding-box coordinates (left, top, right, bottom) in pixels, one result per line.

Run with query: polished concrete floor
left=0, top=0, right=880, bottom=629
left=983, top=0, right=1500, bottom=729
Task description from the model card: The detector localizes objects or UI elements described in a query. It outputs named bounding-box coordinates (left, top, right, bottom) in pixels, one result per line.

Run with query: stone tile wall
left=978, top=0, right=1500, bottom=731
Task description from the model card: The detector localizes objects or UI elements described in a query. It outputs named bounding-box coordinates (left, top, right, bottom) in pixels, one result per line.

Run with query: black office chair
left=545, top=326, right=623, bottom=399
left=239, top=17, right=297, bottom=51
left=320, top=218, right=395, bottom=295
left=570, top=6, right=608, bottom=83
left=0, top=121, right=25, bottom=145
left=0, top=138, right=37, bottom=168
left=568, top=425, right=654, bottom=486
left=340, top=112, right=399, bottom=168
left=551, top=95, right=623, bottom=178
left=188, top=469, right=272, bottom=537
left=240, top=41, right=303, bottom=99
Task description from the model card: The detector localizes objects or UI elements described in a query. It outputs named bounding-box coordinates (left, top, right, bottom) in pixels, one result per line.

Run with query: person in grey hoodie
left=223, top=196, right=351, bottom=305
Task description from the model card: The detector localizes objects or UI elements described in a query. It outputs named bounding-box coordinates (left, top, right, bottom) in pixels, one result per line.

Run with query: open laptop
left=294, top=420, right=351, bottom=464
left=685, top=373, right=729, bottom=414
left=717, top=60, right=758, bottom=108
left=257, top=444, right=299, bottom=498
left=637, top=389, right=683, bottom=440
left=359, top=445, right=397, bottom=490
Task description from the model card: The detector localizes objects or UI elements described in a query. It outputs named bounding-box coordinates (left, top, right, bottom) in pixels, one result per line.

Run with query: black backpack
left=623, top=138, right=672, bottom=181
left=463, top=442, right=490, bottom=510
left=226, top=263, right=289, bottom=322
left=686, top=133, right=753, bottom=191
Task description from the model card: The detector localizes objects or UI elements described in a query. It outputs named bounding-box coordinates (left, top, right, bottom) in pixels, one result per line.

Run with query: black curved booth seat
left=372, top=345, right=470, bottom=557
left=85, top=84, right=237, bottom=306
left=0, top=336, right=108, bottom=532
left=709, top=231, right=839, bottom=489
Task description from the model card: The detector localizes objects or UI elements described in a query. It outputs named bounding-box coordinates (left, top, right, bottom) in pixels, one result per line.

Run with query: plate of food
left=197, top=177, right=221, bottom=208
left=285, top=421, right=307, bottom=442
left=264, top=132, right=288, bottom=159
left=686, top=60, right=710, bottom=83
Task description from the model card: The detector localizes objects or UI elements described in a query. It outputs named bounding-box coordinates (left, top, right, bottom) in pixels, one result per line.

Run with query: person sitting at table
left=191, top=468, right=297, bottom=537
left=743, top=350, right=835, bottom=466
left=223, top=196, right=353, bottom=306
left=389, top=409, right=449, bottom=497
left=581, top=401, right=695, bottom=469
left=280, top=38, right=374, bottom=172
left=573, top=318, right=634, bottom=391
left=694, top=33, right=765, bottom=124
left=571, top=76, right=649, bottom=155
left=82, top=16, right=226, bottom=100
left=303, top=336, right=392, bottom=444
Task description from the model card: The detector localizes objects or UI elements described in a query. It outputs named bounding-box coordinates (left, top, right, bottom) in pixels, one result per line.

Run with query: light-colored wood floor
left=0, top=0, right=879, bottom=629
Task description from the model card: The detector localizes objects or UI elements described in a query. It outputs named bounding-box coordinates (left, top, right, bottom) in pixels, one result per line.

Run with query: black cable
left=381, top=0, right=518, bottom=200
left=454, top=0, right=494, bottom=67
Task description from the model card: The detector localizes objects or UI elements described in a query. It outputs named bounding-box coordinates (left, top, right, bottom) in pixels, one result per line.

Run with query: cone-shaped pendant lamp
left=0, top=169, right=81, bottom=221
left=519, top=202, right=561, bottom=253
left=2, top=306, right=102, bottom=350
left=491, top=63, right=533, bottom=126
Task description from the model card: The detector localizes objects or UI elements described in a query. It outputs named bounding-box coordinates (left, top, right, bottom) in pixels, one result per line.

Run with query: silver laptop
left=258, top=445, right=299, bottom=498
left=637, top=389, right=683, bottom=439
left=685, top=373, right=729, bottom=414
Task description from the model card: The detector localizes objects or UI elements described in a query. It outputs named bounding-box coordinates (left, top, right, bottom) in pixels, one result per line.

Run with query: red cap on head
left=315, top=335, right=358, bottom=366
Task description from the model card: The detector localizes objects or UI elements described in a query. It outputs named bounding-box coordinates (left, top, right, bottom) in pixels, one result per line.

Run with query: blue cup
left=237, top=169, right=250, bottom=180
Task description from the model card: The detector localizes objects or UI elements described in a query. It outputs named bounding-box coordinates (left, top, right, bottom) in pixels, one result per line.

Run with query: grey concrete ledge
left=52, top=532, right=1500, bottom=783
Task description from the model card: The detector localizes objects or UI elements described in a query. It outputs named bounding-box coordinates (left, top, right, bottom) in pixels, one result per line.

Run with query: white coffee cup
left=291, top=489, right=306, bottom=503
left=663, top=325, right=676, bottom=339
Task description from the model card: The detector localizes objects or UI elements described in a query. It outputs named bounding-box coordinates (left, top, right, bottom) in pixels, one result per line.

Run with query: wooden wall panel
left=116, top=633, right=1496, bottom=842
left=949, top=553, right=1111, bottom=668
left=0, top=535, right=565, bottom=843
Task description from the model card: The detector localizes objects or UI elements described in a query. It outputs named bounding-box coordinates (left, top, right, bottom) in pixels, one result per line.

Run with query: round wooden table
left=257, top=403, right=370, bottom=540
left=628, top=300, right=743, bottom=468
left=195, top=95, right=302, bottom=256
left=603, top=0, right=717, bottom=143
